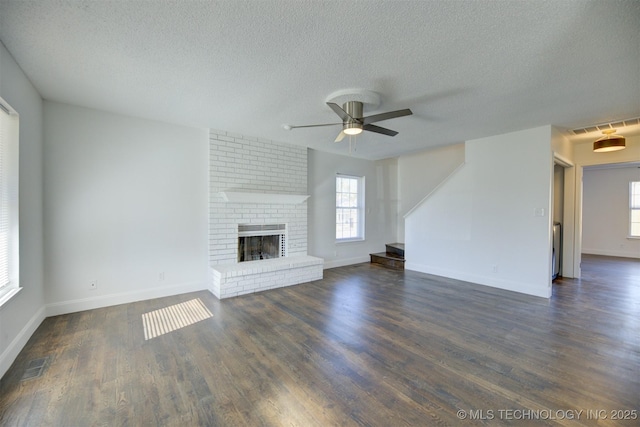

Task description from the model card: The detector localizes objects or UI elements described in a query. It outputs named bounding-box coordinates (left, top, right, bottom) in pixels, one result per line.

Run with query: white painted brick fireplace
left=209, top=130, right=323, bottom=299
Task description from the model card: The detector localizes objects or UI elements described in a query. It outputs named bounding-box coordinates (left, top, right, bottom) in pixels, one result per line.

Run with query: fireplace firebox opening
left=238, top=224, right=286, bottom=262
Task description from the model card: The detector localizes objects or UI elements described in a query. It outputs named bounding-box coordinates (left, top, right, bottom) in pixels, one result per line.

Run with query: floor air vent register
left=20, top=355, right=53, bottom=382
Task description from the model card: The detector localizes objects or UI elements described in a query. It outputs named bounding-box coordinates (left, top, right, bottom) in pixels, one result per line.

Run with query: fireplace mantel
left=218, top=191, right=309, bottom=205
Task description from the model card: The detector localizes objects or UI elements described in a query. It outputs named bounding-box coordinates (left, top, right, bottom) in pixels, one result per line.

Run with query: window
left=336, top=175, right=364, bottom=241
left=631, top=181, right=640, bottom=238
left=0, top=98, right=20, bottom=306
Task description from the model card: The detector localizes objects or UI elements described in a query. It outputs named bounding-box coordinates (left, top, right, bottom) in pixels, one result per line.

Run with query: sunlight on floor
left=142, top=298, right=213, bottom=340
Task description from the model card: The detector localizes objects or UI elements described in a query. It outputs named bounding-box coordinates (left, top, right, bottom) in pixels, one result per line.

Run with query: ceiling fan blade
left=363, top=108, right=412, bottom=125
left=363, top=124, right=399, bottom=137
left=287, top=122, right=342, bottom=129
left=327, top=102, right=354, bottom=122
left=334, top=131, right=346, bottom=142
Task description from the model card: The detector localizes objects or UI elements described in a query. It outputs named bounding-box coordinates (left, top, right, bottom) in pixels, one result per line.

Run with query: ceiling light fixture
left=593, top=129, right=626, bottom=152
left=343, top=122, right=363, bottom=136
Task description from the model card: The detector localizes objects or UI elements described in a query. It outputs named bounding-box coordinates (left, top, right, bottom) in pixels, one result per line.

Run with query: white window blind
left=0, top=104, right=8, bottom=288
left=631, top=181, right=640, bottom=237
left=0, top=98, right=19, bottom=297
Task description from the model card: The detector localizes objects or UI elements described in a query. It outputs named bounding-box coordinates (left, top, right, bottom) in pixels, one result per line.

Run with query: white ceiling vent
left=571, top=117, right=640, bottom=135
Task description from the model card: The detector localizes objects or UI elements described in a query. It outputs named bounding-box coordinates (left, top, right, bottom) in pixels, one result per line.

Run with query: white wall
left=308, top=149, right=397, bottom=268
left=43, top=102, right=209, bottom=315
left=551, top=126, right=573, bottom=161
left=574, top=134, right=640, bottom=167
left=397, top=144, right=465, bottom=241
left=405, top=126, right=554, bottom=298
left=582, top=166, right=640, bottom=258
left=0, top=42, right=46, bottom=378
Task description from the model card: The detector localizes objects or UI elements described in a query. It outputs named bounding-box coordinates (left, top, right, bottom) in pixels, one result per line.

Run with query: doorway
left=552, top=153, right=575, bottom=280
left=582, top=162, right=640, bottom=259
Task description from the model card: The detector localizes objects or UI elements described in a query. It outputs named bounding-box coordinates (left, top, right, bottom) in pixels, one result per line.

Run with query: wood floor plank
left=1, top=255, right=639, bottom=426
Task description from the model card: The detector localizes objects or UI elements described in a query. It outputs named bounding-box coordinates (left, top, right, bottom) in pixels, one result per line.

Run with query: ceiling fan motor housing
left=343, top=101, right=363, bottom=120
left=342, top=101, right=364, bottom=134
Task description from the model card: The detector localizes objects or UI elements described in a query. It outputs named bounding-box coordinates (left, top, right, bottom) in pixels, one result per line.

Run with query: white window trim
left=0, top=287, right=22, bottom=309
left=629, top=181, right=640, bottom=239
left=0, top=97, right=21, bottom=309
left=335, top=174, right=365, bottom=242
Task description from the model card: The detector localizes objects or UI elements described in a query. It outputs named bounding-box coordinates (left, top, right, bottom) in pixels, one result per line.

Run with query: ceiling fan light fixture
left=593, top=129, right=626, bottom=152
left=343, top=124, right=363, bottom=136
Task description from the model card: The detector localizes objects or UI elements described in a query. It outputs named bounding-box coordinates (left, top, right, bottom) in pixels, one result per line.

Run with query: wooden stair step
left=385, top=243, right=405, bottom=257
left=370, top=252, right=405, bottom=270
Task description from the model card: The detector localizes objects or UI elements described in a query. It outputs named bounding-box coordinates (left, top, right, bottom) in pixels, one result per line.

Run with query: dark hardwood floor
left=1, top=255, right=638, bottom=426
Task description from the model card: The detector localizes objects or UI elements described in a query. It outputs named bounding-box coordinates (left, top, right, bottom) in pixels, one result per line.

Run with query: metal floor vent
left=20, top=355, right=52, bottom=382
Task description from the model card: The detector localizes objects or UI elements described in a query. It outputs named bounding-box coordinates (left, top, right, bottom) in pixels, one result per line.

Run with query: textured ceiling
left=1, top=0, right=639, bottom=160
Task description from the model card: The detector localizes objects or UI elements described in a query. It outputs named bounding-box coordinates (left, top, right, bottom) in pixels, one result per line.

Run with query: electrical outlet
left=491, top=264, right=498, bottom=273
left=159, top=272, right=165, bottom=281
left=89, top=280, right=97, bottom=290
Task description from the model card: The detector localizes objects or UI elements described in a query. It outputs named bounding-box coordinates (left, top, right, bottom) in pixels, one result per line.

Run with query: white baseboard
left=46, top=281, right=209, bottom=317
left=1, top=282, right=209, bottom=380
left=405, top=262, right=551, bottom=299
left=0, top=305, right=46, bottom=380
left=323, top=255, right=369, bottom=269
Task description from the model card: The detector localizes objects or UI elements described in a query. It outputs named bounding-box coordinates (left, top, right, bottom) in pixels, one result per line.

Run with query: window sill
left=336, top=238, right=365, bottom=244
left=0, top=286, right=22, bottom=310
left=627, top=236, right=640, bottom=240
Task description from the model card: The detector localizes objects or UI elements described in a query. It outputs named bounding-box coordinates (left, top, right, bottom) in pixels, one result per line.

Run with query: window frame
left=0, top=97, right=21, bottom=308
left=630, top=181, right=640, bottom=239
left=335, top=174, right=365, bottom=242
